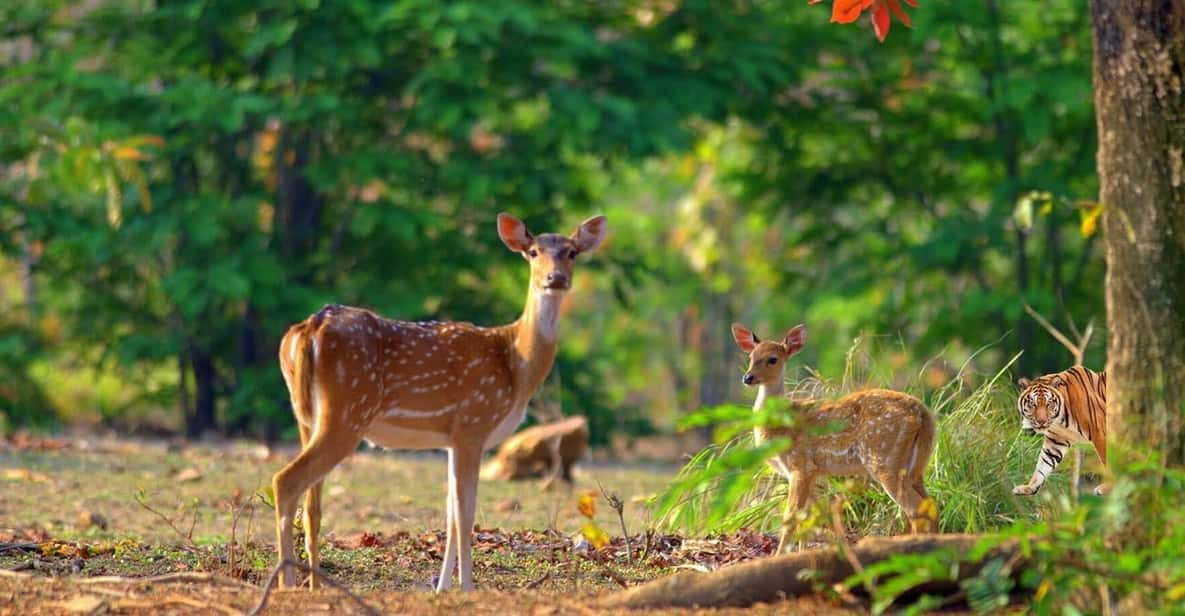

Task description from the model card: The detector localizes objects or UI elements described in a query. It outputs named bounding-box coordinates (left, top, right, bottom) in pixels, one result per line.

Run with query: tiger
left=1013, top=365, right=1108, bottom=496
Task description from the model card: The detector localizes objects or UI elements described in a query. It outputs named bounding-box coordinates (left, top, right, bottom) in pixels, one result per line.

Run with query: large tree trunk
left=1091, top=0, right=1185, bottom=471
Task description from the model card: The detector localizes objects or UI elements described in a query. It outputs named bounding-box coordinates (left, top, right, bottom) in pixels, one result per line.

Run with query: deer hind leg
left=291, top=420, right=325, bottom=590
left=777, top=471, right=814, bottom=554
left=874, top=464, right=924, bottom=535
left=303, top=480, right=324, bottom=589
left=273, top=418, right=361, bottom=589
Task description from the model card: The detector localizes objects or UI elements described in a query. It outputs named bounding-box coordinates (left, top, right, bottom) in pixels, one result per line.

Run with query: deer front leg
left=436, top=450, right=460, bottom=592
left=1013, top=437, right=1069, bottom=495
left=454, top=445, right=482, bottom=590
left=776, top=470, right=813, bottom=554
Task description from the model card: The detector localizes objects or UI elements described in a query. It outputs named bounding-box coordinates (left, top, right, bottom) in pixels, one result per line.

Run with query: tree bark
left=1091, top=0, right=1185, bottom=471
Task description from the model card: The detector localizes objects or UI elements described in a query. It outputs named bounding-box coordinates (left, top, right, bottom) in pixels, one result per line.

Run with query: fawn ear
left=497, top=213, right=533, bottom=253
left=731, top=323, right=758, bottom=353
left=782, top=324, right=806, bottom=355
left=571, top=215, right=608, bottom=253
left=1018, top=377, right=1032, bottom=388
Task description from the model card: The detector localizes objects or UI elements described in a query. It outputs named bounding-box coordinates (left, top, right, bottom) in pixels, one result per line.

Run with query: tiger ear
left=1018, top=377, right=1031, bottom=388
left=1052, top=375, right=1066, bottom=388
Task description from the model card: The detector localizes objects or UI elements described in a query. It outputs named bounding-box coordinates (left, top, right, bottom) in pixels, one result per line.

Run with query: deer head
left=497, top=213, right=607, bottom=295
left=731, top=323, right=807, bottom=387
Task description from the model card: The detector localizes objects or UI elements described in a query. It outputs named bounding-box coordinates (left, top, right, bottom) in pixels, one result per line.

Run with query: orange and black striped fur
left=1013, top=366, right=1107, bottom=496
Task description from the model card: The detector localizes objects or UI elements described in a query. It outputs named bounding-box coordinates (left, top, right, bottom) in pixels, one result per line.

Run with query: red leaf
left=872, top=3, right=891, bottom=42
left=885, top=0, right=912, bottom=27
left=831, top=0, right=874, bottom=24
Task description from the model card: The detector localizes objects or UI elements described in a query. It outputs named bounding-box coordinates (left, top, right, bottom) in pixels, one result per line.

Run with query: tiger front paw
left=1012, top=484, right=1038, bottom=496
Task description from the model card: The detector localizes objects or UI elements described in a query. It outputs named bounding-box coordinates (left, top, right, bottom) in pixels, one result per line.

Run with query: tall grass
left=655, top=339, right=1086, bottom=538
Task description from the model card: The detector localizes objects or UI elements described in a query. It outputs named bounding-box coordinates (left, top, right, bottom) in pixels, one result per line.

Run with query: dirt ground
left=0, top=434, right=861, bottom=614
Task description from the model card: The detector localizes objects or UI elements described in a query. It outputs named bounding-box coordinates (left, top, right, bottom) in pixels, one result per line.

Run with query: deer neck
left=504, top=287, right=563, bottom=401
left=754, top=380, right=785, bottom=412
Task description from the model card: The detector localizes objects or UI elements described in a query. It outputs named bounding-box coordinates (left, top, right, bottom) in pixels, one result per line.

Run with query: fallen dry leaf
left=77, top=510, right=109, bottom=531
left=174, top=467, right=202, bottom=482
left=3, top=468, right=52, bottom=483
left=494, top=499, right=521, bottom=513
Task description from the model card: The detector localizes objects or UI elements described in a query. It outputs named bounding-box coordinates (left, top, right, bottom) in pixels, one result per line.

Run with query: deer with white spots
left=272, top=213, right=607, bottom=591
left=731, top=323, right=938, bottom=552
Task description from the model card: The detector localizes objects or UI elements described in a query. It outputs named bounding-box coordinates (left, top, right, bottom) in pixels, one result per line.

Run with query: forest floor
left=0, top=434, right=858, bottom=614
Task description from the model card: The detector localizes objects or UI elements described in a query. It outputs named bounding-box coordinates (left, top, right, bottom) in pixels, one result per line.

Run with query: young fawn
left=731, top=323, right=938, bottom=552
left=273, top=213, right=607, bottom=591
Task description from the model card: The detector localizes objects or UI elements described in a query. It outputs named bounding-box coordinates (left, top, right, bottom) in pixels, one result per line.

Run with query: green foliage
left=831, top=466, right=1185, bottom=613
left=0, top=0, right=1103, bottom=440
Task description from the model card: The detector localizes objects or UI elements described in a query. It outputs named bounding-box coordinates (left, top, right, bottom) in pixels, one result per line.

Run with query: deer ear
left=497, top=213, right=533, bottom=253
left=782, top=324, right=806, bottom=354
left=571, top=215, right=608, bottom=253
left=731, top=323, right=758, bottom=353
left=1018, top=377, right=1032, bottom=388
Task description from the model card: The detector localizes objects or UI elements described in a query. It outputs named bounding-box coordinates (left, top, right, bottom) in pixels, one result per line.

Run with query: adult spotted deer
left=273, top=213, right=607, bottom=591
left=731, top=323, right=937, bottom=552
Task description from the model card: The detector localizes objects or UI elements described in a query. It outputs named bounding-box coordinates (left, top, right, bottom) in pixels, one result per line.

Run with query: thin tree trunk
left=187, top=345, right=217, bottom=438
left=177, top=351, right=191, bottom=432
left=1091, top=0, right=1185, bottom=473
left=697, top=290, right=733, bottom=441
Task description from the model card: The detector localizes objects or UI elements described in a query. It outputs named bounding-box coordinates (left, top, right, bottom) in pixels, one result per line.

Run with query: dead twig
left=250, top=558, right=380, bottom=616
left=134, top=489, right=197, bottom=547
left=524, top=568, right=552, bottom=590
left=75, top=571, right=255, bottom=589
left=829, top=497, right=875, bottom=598
left=0, top=543, right=40, bottom=554
left=639, top=529, right=654, bottom=564
left=598, top=481, right=632, bottom=566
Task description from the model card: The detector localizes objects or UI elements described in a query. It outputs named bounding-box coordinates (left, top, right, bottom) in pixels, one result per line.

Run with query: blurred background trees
left=0, top=0, right=1102, bottom=444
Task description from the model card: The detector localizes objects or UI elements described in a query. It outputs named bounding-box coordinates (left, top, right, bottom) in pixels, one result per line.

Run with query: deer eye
left=568, top=250, right=578, bottom=259
left=766, top=357, right=778, bottom=365
left=528, top=249, right=538, bottom=258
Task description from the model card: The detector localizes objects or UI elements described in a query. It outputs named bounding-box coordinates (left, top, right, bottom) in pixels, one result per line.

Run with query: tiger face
left=1017, top=375, right=1065, bottom=433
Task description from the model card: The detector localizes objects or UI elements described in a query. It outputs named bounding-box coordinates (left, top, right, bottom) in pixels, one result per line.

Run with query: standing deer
left=273, top=213, right=607, bottom=591
left=730, top=323, right=937, bottom=552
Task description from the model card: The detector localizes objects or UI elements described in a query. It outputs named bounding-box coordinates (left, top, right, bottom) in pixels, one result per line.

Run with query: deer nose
left=546, top=272, right=569, bottom=288
left=742, top=373, right=756, bottom=386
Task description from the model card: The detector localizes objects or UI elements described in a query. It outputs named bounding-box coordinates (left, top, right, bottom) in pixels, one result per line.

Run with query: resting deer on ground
left=273, top=213, right=607, bottom=591
left=730, top=323, right=938, bottom=552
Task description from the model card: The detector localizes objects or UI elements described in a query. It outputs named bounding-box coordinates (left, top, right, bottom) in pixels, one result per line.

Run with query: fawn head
left=731, top=323, right=807, bottom=387
left=498, top=213, right=608, bottom=294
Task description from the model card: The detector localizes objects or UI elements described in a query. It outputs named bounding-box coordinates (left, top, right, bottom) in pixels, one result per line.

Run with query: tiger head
left=1017, top=374, right=1066, bottom=433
